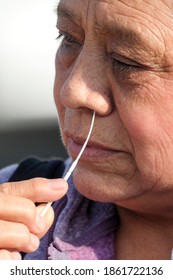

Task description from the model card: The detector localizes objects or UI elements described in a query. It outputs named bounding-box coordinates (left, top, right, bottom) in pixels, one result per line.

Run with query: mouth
left=67, top=135, right=127, bottom=162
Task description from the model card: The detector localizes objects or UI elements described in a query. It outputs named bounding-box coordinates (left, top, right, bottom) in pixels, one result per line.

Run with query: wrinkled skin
left=54, top=0, right=173, bottom=258
left=0, top=178, right=68, bottom=259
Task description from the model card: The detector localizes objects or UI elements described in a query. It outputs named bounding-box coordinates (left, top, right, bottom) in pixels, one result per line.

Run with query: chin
left=72, top=163, right=153, bottom=206
left=72, top=167, right=128, bottom=203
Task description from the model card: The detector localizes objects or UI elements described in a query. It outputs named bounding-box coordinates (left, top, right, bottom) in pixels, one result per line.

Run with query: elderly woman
left=1, top=0, right=173, bottom=260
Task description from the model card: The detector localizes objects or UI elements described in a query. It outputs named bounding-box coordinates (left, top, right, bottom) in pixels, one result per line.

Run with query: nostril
left=104, top=90, right=116, bottom=111
left=59, top=75, right=114, bottom=115
left=88, top=92, right=114, bottom=116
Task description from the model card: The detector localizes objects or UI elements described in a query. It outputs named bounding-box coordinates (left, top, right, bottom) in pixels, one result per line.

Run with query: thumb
left=36, top=204, right=55, bottom=239
left=0, top=178, right=68, bottom=202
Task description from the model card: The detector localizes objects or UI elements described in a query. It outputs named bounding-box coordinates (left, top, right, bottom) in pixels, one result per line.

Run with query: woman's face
left=54, top=0, right=173, bottom=212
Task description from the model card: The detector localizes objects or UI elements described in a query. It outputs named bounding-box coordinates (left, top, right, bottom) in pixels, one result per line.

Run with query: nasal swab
left=40, top=111, right=96, bottom=217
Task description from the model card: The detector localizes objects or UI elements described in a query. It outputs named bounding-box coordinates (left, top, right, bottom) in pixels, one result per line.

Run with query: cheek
left=118, top=81, right=173, bottom=151
left=121, top=108, right=157, bottom=162
left=54, top=77, right=64, bottom=124
left=121, top=108, right=158, bottom=144
left=54, top=56, right=68, bottom=142
left=116, top=83, right=173, bottom=186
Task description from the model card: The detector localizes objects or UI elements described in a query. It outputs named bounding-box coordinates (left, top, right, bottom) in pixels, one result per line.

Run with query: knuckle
left=21, top=199, right=36, bottom=223
left=29, top=177, right=48, bottom=195
left=0, top=177, right=48, bottom=198
left=15, top=224, right=31, bottom=249
left=0, top=193, right=36, bottom=229
left=0, top=221, right=31, bottom=251
left=29, top=178, right=41, bottom=192
left=0, top=182, right=12, bottom=195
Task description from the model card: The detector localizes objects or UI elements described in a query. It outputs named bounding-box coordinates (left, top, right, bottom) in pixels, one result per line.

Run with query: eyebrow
left=57, top=2, right=80, bottom=24
left=57, top=2, right=142, bottom=45
left=95, top=19, right=151, bottom=50
left=57, top=2, right=160, bottom=55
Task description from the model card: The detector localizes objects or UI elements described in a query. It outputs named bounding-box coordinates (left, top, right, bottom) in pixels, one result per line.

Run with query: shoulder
left=9, top=157, right=68, bottom=181
left=0, top=164, right=18, bottom=184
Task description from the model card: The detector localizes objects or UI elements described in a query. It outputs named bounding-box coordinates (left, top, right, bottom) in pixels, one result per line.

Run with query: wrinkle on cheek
left=123, top=111, right=173, bottom=187
left=146, top=135, right=173, bottom=189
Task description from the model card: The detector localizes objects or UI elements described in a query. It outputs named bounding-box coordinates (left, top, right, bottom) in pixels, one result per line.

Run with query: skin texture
left=54, top=0, right=173, bottom=259
left=0, top=178, right=68, bottom=259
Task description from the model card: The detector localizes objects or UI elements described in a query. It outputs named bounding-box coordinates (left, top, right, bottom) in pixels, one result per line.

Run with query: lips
left=72, top=136, right=115, bottom=151
left=67, top=134, right=126, bottom=162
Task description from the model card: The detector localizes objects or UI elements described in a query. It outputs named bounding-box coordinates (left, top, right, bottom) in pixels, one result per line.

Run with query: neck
left=115, top=206, right=173, bottom=260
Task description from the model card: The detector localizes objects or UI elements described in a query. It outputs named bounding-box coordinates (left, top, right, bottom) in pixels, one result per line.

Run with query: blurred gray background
left=0, top=0, right=68, bottom=168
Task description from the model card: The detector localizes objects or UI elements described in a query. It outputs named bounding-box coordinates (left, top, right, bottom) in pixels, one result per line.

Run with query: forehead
left=57, top=0, right=173, bottom=40
left=57, top=0, right=173, bottom=50
left=57, top=0, right=173, bottom=23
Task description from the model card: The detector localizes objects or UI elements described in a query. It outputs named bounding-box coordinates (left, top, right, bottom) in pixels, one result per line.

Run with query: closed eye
left=111, top=53, right=143, bottom=73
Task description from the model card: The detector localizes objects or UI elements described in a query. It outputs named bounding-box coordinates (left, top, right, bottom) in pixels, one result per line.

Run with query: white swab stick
left=63, top=111, right=96, bottom=181
left=40, top=111, right=96, bottom=217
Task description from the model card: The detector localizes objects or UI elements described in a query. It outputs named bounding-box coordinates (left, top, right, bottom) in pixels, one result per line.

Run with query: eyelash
left=56, top=33, right=63, bottom=40
left=56, top=32, right=81, bottom=48
left=111, top=58, right=139, bottom=73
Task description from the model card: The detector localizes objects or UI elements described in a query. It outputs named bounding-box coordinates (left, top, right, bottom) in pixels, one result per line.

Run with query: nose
left=59, top=49, right=113, bottom=116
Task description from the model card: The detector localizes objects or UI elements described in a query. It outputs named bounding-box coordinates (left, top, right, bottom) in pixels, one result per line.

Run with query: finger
left=0, top=220, right=40, bottom=253
left=0, top=250, right=21, bottom=260
left=0, top=193, right=45, bottom=235
left=11, top=251, right=22, bottom=260
left=36, top=204, right=54, bottom=239
left=0, top=178, right=68, bottom=202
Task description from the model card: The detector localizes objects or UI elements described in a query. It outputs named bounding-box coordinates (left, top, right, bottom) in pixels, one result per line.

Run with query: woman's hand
left=0, top=178, right=68, bottom=259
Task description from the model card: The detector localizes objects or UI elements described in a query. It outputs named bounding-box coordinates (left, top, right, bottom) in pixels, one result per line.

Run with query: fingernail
left=36, top=214, right=46, bottom=232
left=48, top=179, right=67, bottom=191
left=30, top=234, right=39, bottom=250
